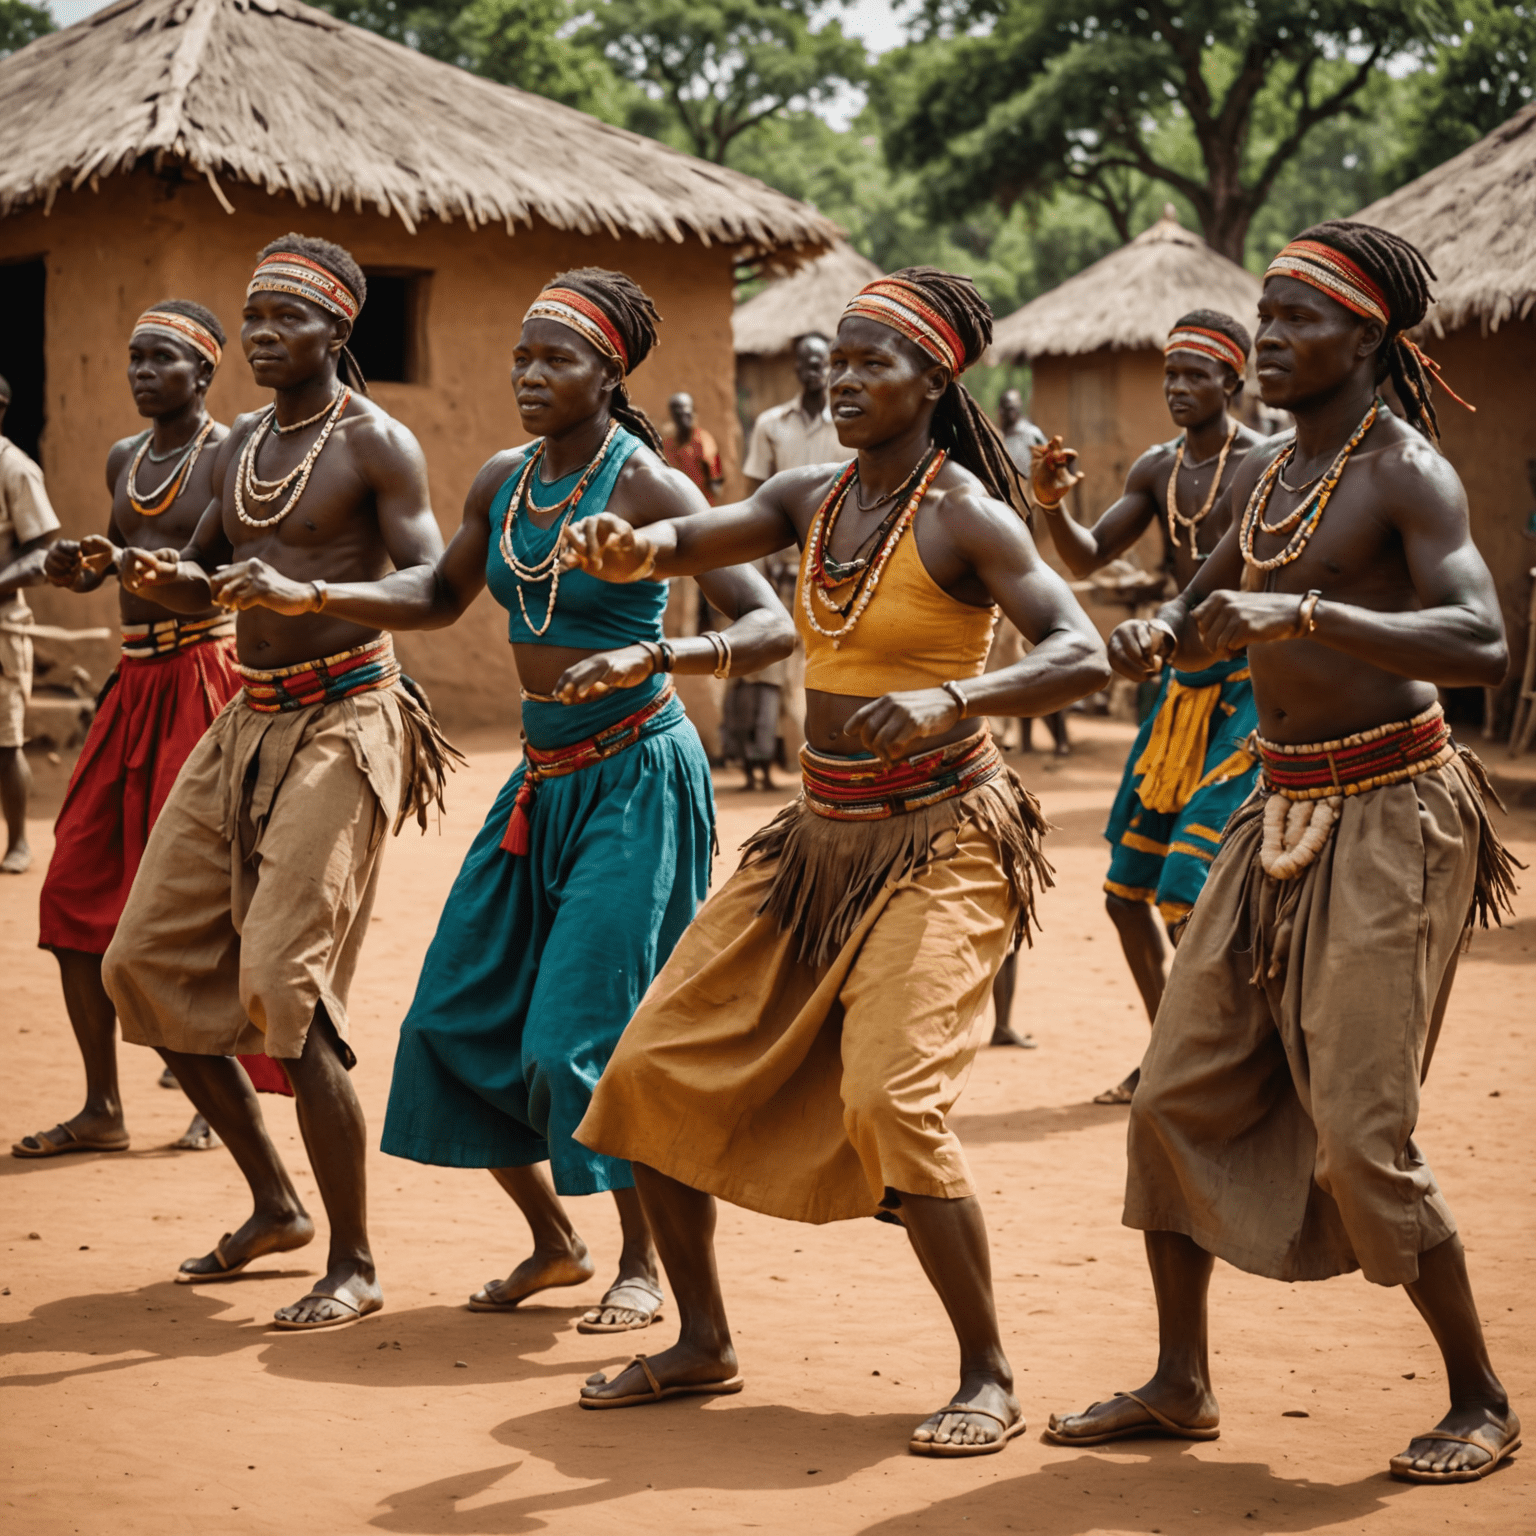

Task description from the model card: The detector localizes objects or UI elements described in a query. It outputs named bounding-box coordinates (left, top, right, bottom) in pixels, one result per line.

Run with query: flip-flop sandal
left=175, top=1234, right=253, bottom=1284
left=1091, top=1085, right=1136, bottom=1106
left=576, top=1279, right=665, bottom=1334
left=12, top=1124, right=130, bottom=1158
left=1390, top=1427, right=1522, bottom=1484
left=910, top=1402, right=1027, bottom=1457
left=270, top=1293, right=382, bottom=1332
left=579, top=1353, right=744, bottom=1409
left=1044, top=1390, right=1220, bottom=1446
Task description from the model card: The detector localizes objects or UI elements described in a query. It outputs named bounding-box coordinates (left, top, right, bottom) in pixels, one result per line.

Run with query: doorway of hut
left=0, top=257, right=46, bottom=463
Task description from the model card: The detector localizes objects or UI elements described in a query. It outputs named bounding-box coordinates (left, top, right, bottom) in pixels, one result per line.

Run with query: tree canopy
left=0, top=0, right=51, bottom=57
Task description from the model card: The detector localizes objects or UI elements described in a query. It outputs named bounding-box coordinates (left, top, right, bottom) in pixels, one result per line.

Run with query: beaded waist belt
left=1256, top=702, right=1455, bottom=803
left=800, top=730, right=1002, bottom=822
left=501, top=684, right=676, bottom=855
left=236, top=635, right=400, bottom=714
left=121, top=613, right=235, bottom=661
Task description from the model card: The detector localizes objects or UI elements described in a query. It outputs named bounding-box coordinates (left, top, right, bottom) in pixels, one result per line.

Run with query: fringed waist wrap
left=742, top=731, right=1053, bottom=966
left=1256, top=701, right=1456, bottom=801
left=121, top=612, right=235, bottom=660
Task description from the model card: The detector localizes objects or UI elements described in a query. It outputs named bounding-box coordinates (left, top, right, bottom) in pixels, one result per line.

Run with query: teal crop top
left=486, top=426, right=667, bottom=652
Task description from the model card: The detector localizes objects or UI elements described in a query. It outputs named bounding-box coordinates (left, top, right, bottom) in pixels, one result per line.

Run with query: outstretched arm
left=1035, top=444, right=1159, bottom=579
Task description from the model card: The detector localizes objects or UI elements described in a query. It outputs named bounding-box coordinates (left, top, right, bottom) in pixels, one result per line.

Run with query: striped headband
left=1164, top=325, right=1246, bottom=375
left=524, top=288, right=630, bottom=372
left=842, top=278, right=968, bottom=376
left=1263, top=239, right=1389, bottom=325
left=247, top=253, right=360, bottom=323
left=132, top=309, right=222, bottom=369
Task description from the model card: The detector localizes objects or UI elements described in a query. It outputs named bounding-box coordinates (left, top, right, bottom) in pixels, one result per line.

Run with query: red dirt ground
left=3, top=718, right=1532, bottom=1535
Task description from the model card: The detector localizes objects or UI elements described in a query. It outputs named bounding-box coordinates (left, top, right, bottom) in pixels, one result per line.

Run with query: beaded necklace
left=1165, top=420, right=1238, bottom=550
left=802, top=449, right=946, bottom=649
left=126, top=417, right=215, bottom=518
left=499, top=421, right=620, bottom=637
left=234, top=388, right=352, bottom=530
left=1238, top=398, right=1378, bottom=573
left=270, top=392, right=341, bottom=436
left=821, top=450, right=938, bottom=584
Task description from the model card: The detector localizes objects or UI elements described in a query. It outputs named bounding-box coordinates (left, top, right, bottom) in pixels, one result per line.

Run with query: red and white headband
left=1164, top=324, right=1246, bottom=375
left=1263, top=239, right=1390, bottom=324
left=842, top=278, right=968, bottom=377
left=132, top=308, right=222, bottom=369
left=247, top=252, right=360, bottom=323
left=524, top=287, right=631, bottom=372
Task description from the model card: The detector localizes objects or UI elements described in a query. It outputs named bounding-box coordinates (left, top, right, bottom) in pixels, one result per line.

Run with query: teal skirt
left=380, top=693, right=714, bottom=1194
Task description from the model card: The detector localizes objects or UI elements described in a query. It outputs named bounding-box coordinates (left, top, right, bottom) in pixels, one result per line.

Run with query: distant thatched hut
left=732, top=239, right=882, bottom=429
left=1356, top=105, right=1536, bottom=727
left=988, top=209, right=1261, bottom=529
left=0, top=0, right=832, bottom=727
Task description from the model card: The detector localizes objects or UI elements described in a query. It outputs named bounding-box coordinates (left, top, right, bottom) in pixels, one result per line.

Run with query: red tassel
left=501, top=776, right=536, bottom=855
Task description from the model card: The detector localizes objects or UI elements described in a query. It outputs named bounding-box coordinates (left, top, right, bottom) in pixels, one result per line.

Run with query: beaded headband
left=842, top=278, right=968, bottom=377
left=247, top=252, right=360, bottom=323
left=132, top=309, right=222, bottom=369
left=1263, top=239, right=1390, bottom=324
left=524, top=288, right=631, bottom=372
left=1164, top=324, right=1246, bottom=376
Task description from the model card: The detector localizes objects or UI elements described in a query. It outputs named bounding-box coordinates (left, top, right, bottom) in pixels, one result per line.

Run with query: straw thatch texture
left=732, top=239, right=883, bottom=355
left=0, top=0, right=838, bottom=255
left=989, top=210, right=1261, bottom=362
left=1355, top=104, right=1536, bottom=335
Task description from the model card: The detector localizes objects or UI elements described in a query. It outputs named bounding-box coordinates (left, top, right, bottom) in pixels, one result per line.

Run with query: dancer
left=12, top=301, right=294, bottom=1161
left=1034, top=311, right=1266, bottom=1102
left=291, top=268, right=792, bottom=1333
left=1046, top=222, right=1520, bottom=1484
left=102, top=235, right=458, bottom=1330
left=564, top=268, right=1109, bottom=1454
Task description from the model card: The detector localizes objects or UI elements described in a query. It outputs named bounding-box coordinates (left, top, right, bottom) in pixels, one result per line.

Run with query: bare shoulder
left=931, top=464, right=1032, bottom=547
left=106, top=432, right=148, bottom=485
left=1370, top=414, right=1465, bottom=511
left=1231, top=423, right=1269, bottom=454
left=464, top=445, right=530, bottom=520
left=343, top=393, right=424, bottom=463
left=612, top=442, right=705, bottom=524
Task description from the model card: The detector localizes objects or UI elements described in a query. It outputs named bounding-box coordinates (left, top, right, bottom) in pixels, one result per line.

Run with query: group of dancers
left=8, top=219, right=1522, bottom=1482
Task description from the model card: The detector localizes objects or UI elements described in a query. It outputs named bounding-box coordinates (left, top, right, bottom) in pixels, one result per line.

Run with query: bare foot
left=1092, top=1068, right=1140, bottom=1106
left=990, top=1024, right=1037, bottom=1048
left=1, top=843, right=32, bottom=874
left=1390, top=1404, right=1521, bottom=1482
left=177, top=1209, right=315, bottom=1280
left=469, top=1241, right=596, bottom=1310
left=581, top=1337, right=738, bottom=1402
left=579, top=1274, right=664, bottom=1331
left=911, top=1377, right=1022, bottom=1452
left=273, top=1264, right=382, bottom=1328
left=171, top=1114, right=222, bottom=1151
left=1046, top=1375, right=1219, bottom=1445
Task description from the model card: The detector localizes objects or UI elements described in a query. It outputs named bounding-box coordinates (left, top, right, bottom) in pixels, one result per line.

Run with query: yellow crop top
left=797, top=523, right=998, bottom=697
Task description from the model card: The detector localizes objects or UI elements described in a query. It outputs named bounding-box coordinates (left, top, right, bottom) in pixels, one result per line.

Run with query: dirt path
left=3, top=719, right=1531, bottom=1535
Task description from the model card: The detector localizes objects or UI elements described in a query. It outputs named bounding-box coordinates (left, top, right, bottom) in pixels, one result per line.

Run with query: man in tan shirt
left=741, top=334, right=850, bottom=490
left=0, top=374, right=62, bottom=873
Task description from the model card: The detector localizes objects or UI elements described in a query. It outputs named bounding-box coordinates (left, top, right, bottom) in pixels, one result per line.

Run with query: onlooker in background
left=0, top=372, right=62, bottom=874
left=998, top=385, right=1046, bottom=462
left=662, top=392, right=724, bottom=504
left=742, top=333, right=849, bottom=490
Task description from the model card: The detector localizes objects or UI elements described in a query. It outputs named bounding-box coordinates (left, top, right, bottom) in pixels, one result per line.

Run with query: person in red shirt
left=662, top=393, right=724, bottom=503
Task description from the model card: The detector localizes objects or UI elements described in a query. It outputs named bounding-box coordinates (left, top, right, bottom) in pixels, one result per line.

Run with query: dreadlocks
left=539, top=268, right=664, bottom=453
left=843, top=266, right=1031, bottom=514
left=1270, top=221, right=1466, bottom=442
left=254, top=234, right=371, bottom=396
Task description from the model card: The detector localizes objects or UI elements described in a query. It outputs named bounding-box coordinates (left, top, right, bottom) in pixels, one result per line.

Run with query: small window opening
left=351, top=269, right=429, bottom=385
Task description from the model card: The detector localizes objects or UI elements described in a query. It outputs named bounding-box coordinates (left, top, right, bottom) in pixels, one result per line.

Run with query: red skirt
left=38, top=636, right=292, bottom=1096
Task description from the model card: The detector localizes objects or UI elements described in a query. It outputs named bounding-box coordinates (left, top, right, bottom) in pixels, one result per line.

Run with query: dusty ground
left=3, top=717, right=1532, bottom=1536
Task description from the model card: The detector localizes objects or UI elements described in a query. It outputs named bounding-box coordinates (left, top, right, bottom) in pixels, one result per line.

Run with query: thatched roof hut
left=1356, top=105, right=1536, bottom=731
left=732, top=239, right=882, bottom=427
left=0, top=0, right=835, bottom=729
left=987, top=210, right=1262, bottom=540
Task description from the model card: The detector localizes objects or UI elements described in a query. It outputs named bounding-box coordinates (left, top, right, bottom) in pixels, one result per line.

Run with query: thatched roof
left=989, top=208, right=1261, bottom=362
left=733, top=239, right=883, bottom=355
left=0, top=0, right=837, bottom=256
left=1354, top=104, right=1536, bottom=335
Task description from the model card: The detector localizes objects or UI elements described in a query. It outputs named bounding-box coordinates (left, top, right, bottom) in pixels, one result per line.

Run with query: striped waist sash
left=501, top=684, right=676, bottom=855
left=121, top=613, right=235, bottom=661
left=800, top=731, right=1002, bottom=821
left=1256, top=702, right=1455, bottom=801
left=236, top=635, right=400, bottom=714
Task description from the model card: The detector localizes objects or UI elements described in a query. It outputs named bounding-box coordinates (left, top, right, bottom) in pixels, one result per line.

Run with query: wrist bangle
left=705, top=629, right=732, bottom=679
left=310, top=579, right=329, bottom=613
left=657, top=639, right=675, bottom=673
left=1296, top=589, right=1322, bottom=636
left=628, top=540, right=659, bottom=583
left=639, top=640, right=663, bottom=676
left=941, top=679, right=969, bottom=718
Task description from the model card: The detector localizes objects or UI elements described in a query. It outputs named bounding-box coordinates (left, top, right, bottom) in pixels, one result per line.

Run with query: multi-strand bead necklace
left=802, top=448, right=946, bottom=648
left=1238, top=398, right=1379, bottom=573
left=234, top=389, right=352, bottom=530
left=126, top=417, right=215, bottom=518
left=1164, top=421, right=1238, bottom=550
left=500, top=422, right=620, bottom=637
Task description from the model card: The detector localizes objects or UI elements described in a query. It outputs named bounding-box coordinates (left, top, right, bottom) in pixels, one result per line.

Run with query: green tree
left=0, top=0, right=52, bottom=57
left=586, top=0, right=867, bottom=164
left=881, top=0, right=1455, bottom=261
